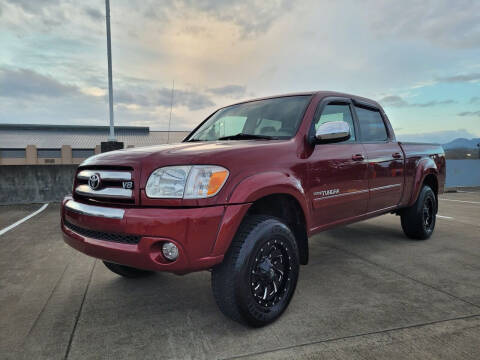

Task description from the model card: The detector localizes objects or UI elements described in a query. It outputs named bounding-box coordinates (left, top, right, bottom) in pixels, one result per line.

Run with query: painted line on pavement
left=0, top=203, right=49, bottom=236
left=439, top=199, right=480, bottom=205
left=437, top=215, right=454, bottom=220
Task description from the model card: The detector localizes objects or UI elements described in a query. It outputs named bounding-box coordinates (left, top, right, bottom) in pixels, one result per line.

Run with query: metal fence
left=446, top=160, right=480, bottom=187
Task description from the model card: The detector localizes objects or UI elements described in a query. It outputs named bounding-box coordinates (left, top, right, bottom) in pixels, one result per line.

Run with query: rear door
left=354, top=104, right=404, bottom=212
left=308, top=98, right=369, bottom=230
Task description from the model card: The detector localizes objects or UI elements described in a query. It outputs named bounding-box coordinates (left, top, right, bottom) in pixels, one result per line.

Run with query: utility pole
left=101, top=0, right=123, bottom=152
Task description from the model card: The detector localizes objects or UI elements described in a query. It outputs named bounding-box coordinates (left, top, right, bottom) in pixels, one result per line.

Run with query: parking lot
left=1, top=190, right=479, bottom=360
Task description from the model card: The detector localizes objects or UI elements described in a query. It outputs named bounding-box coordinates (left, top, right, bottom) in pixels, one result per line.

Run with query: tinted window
left=37, top=149, right=61, bottom=158
left=187, top=96, right=311, bottom=141
left=314, top=104, right=355, bottom=141
left=0, top=149, right=26, bottom=158
left=355, top=106, right=388, bottom=141
left=72, top=149, right=95, bottom=158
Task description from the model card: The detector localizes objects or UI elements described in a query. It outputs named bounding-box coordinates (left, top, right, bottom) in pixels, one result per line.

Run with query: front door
left=308, top=101, right=369, bottom=230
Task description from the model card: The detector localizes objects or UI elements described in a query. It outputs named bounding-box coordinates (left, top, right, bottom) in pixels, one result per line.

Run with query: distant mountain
left=396, top=129, right=477, bottom=144
left=443, top=138, right=480, bottom=150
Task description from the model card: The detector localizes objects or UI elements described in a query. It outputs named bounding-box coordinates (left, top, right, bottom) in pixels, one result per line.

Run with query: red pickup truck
left=61, top=91, right=445, bottom=326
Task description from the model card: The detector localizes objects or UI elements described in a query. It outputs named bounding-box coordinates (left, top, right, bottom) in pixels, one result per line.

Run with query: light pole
left=105, top=0, right=115, bottom=141
left=101, top=0, right=123, bottom=152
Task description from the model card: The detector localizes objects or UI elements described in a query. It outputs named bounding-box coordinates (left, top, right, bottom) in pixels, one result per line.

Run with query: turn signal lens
left=207, top=170, right=229, bottom=195
left=184, top=166, right=229, bottom=199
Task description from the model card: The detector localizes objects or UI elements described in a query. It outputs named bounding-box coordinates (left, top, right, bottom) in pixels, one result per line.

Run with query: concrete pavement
left=1, top=190, right=479, bottom=359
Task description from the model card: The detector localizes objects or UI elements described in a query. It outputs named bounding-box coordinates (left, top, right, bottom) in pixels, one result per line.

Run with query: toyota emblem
left=88, top=173, right=101, bottom=190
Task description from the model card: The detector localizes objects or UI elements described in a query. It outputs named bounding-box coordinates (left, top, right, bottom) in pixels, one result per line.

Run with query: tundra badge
left=314, top=189, right=340, bottom=197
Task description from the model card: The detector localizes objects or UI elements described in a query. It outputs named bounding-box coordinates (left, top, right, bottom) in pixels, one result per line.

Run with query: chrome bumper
left=65, top=199, right=125, bottom=219
left=75, top=185, right=132, bottom=199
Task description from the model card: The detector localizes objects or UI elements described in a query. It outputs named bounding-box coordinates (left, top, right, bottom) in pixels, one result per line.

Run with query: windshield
left=186, top=95, right=311, bottom=141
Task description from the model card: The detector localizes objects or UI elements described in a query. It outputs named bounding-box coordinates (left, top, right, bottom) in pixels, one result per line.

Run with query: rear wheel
left=211, top=215, right=300, bottom=327
left=103, top=261, right=154, bottom=278
left=400, top=185, right=436, bottom=240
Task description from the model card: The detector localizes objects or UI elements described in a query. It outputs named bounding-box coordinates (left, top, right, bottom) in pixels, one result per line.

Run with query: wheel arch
left=408, top=157, right=439, bottom=207
left=246, top=193, right=309, bottom=265
left=212, top=172, right=310, bottom=265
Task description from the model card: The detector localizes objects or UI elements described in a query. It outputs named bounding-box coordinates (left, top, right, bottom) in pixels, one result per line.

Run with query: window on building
left=0, top=149, right=26, bottom=158
left=72, top=149, right=95, bottom=158
left=37, top=149, right=61, bottom=158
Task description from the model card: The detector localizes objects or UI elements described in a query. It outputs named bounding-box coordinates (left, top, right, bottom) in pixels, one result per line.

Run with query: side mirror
left=315, top=121, right=351, bottom=144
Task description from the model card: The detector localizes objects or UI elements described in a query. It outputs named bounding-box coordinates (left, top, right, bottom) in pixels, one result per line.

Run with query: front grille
left=64, top=220, right=141, bottom=245
left=74, top=167, right=135, bottom=206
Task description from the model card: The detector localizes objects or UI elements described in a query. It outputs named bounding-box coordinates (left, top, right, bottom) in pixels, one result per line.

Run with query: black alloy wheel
left=423, top=196, right=435, bottom=231
left=401, top=185, right=437, bottom=240
left=212, top=215, right=300, bottom=327
left=250, top=239, right=293, bottom=308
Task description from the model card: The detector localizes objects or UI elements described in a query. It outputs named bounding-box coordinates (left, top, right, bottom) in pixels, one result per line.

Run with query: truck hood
left=81, top=141, right=281, bottom=168
left=78, top=139, right=297, bottom=207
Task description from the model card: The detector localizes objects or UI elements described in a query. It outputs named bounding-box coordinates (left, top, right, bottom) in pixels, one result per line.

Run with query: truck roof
left=225, top=91, right=381, bottom=110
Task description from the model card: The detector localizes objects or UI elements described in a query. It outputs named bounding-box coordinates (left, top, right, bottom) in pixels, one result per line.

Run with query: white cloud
left=378, top=95, right=456, bottom=108
left=367, top=0, right=480, bottom=49
left=437, top=73, right=480, bottom=83
left=0, top=0, right=479, bottom=139
left=207, top=85, right=246, bottom=98
left=0, top=67, right=80, bottom=98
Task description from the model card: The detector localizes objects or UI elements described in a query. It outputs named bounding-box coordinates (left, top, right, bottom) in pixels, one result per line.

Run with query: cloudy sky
left=0, top=0, right=479, bottom=143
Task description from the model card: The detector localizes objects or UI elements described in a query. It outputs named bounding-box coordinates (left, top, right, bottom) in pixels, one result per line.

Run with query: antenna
left=167, top=80, right=174, bottom=143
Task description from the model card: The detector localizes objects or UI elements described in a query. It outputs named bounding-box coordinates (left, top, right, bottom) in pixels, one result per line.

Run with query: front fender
left=209, top=172, right=311, bottom=259
left=228, top=171, right=310, bottom=226
left=408, top=157, right=438, bottom=207
left=228, top=171, right=310, bottom=229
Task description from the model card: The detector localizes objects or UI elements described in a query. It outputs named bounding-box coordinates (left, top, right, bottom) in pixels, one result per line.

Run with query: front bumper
left=61, top=197, right=250, bottom=274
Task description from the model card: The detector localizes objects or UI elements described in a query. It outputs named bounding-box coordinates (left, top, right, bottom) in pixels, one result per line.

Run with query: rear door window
left=355, top=107, right=388, bottom=142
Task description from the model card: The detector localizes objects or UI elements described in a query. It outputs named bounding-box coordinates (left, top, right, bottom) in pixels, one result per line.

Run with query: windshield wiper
left=218, top=133, right=278, bottom=140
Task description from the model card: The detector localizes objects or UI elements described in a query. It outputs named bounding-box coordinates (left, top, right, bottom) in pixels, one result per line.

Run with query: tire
left=211, top=215, right=300, bottom=327
left=401, top=185, right=437, bottom=240
left=103, top=261, right=154, bottom=278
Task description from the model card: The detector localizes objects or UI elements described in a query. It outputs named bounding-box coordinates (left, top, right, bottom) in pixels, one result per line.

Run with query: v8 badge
left=122, top=181, right=134, bottom=189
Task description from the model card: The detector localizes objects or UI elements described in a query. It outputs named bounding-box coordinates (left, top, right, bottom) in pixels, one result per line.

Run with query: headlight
left=145, top=165, right=229, bottom=199
left=145, top=166, right=191, bottom=198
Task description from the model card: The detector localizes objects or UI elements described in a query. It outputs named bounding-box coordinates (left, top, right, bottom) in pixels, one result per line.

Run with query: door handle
left=352, top=154, right=365, bottom=161
left=392, top=152, right=402, bottom=159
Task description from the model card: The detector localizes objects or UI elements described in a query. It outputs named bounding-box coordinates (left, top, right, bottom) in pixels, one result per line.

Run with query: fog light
left=162, top=242, right=179, bottom=261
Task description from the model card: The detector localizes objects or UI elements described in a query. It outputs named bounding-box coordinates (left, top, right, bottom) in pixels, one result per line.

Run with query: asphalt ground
left=1, top=190, right=479, bottom=359
left=0, top=204, right=40, bottom=230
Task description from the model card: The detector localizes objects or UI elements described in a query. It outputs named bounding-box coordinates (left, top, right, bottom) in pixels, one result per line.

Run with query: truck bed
left=399, top=141, right=446, bottom=199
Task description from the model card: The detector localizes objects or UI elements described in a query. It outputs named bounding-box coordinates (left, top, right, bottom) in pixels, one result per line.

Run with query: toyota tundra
left=61, top=91, right=446, bottom=326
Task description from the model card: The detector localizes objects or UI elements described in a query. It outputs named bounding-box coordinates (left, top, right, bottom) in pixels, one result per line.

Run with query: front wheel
left=400, top=185, right=437, bottom=240
left=211, top=215, right=300, bottom=327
